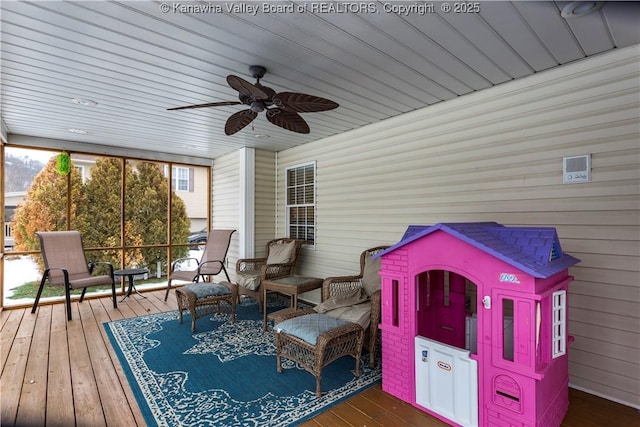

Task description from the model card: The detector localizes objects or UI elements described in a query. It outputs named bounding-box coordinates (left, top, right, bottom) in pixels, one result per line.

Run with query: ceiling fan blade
left=167, top=101, right=241, bottom=111
left=227, top=75, right=268, bottom=100
left=272, top=92, right=339, bottom=113
left=225, top=109, right=257, bottom=135
left=266, top=108, right=310, bottom=134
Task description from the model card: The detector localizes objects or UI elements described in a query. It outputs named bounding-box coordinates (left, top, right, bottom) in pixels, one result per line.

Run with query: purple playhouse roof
left=375, top=222, right=580, bottom=278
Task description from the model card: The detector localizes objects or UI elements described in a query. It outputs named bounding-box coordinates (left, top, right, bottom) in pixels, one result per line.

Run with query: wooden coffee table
left=262, top=275, right=323, bottom=330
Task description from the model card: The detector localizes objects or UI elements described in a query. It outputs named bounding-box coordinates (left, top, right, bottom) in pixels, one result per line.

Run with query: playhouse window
left=443, top=271, right=450, bottom=307
left=535, top=302, right=541, bottom=362
left=502, top=298, right=514, bottom=361
left=392, top=279, right=399, bottom=326
left=552, top=290, right=567, bottom=358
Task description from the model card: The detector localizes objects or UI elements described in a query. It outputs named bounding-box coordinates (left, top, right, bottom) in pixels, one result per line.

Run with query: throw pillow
left=266, top=241, right=295, bottom=265
left=237, top=273, right=261, bottom=291
left=362, top=254, right=382, bottom=296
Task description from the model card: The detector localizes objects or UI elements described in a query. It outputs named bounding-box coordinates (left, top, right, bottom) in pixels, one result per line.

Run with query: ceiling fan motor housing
left=249, top=65, right=267, bottom=79
left=250, top=101, right=265, bottom=112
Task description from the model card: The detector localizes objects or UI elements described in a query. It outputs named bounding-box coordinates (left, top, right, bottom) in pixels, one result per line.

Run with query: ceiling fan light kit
left=168, top=65, right=338, bottom=135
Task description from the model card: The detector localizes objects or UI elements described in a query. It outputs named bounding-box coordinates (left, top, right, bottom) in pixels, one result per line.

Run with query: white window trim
left=285, top=161, right=316, bottom=246
left=173, top=166, right=190, bottom=192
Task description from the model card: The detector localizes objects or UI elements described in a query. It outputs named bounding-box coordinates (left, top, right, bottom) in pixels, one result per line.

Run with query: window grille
left=171, top=166, right=191, bottom=192
left=286, top=162, right=315, bottom=244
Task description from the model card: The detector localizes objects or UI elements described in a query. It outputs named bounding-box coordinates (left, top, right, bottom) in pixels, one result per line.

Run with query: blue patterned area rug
left=104, top=297, right=381, bottom=427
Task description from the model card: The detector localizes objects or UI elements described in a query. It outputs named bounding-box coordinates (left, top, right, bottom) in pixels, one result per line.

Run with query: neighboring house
left=3, top=192, right=25, bottom=250
left=72, top=153, right=96, bottom=182
left=167, top=164, right=208, bottom=232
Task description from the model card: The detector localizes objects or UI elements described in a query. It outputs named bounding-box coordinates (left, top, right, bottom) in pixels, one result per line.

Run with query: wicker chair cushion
left=266, top=241, right=296, bottom=264
left=314, top=288, right=367, bottom=312
left=183, top=282, right=231, bottom=298
left=362, top=254, right=382, bottom=296
left=322, top=302, right=371, bottom=330
left=236, top=271, right=261, bottom=291
left=275, top=313, right=351, bottom=345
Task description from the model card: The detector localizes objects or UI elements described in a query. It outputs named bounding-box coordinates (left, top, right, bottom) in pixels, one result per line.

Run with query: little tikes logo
left=499, top=273, right=520, bottom=284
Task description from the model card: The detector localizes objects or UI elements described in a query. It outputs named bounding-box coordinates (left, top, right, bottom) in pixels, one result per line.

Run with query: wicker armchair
left=235, top=238, right=304, bottom=310
left=322, top=246, right=388, bottom=368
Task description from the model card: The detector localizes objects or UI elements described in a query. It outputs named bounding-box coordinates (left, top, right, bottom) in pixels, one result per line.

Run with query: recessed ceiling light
left=68, top=128, right=88, bottom=134
left=253, top=134, right=270, bottom=139
left=71, top=98, right=98, bottom=107
left=561, top=1, right=604, bottom=19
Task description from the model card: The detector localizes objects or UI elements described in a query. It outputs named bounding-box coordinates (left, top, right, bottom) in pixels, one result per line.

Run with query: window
left=286, top=162, right=315, bottom=244
left=75, top=165, right=86, bottom=182
left=502, top=298, right=514, bottom=361
left=172, top=166, right=191, bottom=192
left=552, top=290, right=567, bottom=358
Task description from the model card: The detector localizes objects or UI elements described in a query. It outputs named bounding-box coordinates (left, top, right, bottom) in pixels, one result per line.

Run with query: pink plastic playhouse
left=375, top=222, right=580, bottom=427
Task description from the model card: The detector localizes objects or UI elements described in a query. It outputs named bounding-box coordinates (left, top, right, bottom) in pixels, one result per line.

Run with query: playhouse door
left=431, top=271, right=466, bottom=348
left=415, top=336, right=478, bottom=426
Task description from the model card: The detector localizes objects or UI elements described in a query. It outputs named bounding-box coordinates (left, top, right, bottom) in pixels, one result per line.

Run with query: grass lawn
left=9, top=277, right=167, bottom=299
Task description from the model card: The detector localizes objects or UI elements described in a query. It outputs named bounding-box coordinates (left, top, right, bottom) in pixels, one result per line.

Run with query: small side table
left=115, top=268, right=149, bottom=302
left=261, top=275, right=323, bottom=331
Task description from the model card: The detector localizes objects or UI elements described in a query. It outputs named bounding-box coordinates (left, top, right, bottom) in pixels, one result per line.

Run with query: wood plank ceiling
left=1, top=1, right=639, bottom=160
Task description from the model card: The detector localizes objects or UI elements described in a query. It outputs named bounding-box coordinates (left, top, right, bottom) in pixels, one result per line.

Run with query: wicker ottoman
left=175, top=281, right=237, bottom=332
left=274, top=313, right=364, bottom=397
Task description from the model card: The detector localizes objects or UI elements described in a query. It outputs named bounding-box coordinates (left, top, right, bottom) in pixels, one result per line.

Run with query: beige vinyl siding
left=174, top=166, right=209, bottom=218
left=254, top=150, right=276, bottom=257
left=275, top=45, right=639, bottom=407
left=211, top=151, right=240, bottom=281
left=211, top=150, right=276, bottom=280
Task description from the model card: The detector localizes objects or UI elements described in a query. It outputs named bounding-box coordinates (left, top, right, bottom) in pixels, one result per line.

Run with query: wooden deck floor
left=1, top=289, right=639, bottom=426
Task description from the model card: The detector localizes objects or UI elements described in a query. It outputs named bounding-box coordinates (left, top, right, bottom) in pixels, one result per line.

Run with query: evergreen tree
left=12, top=157, right=83, bottom=253
left=126, top=161, right=190, bottom=275
left=13, top=156, right=191, bottom=277
left=75, top=157, right=125, bottom=248
left=74, top=158, right=145, bottom=268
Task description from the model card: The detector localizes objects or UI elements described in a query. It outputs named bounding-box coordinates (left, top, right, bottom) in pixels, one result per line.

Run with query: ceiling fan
left=168, top=65, right=339, bottom=135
